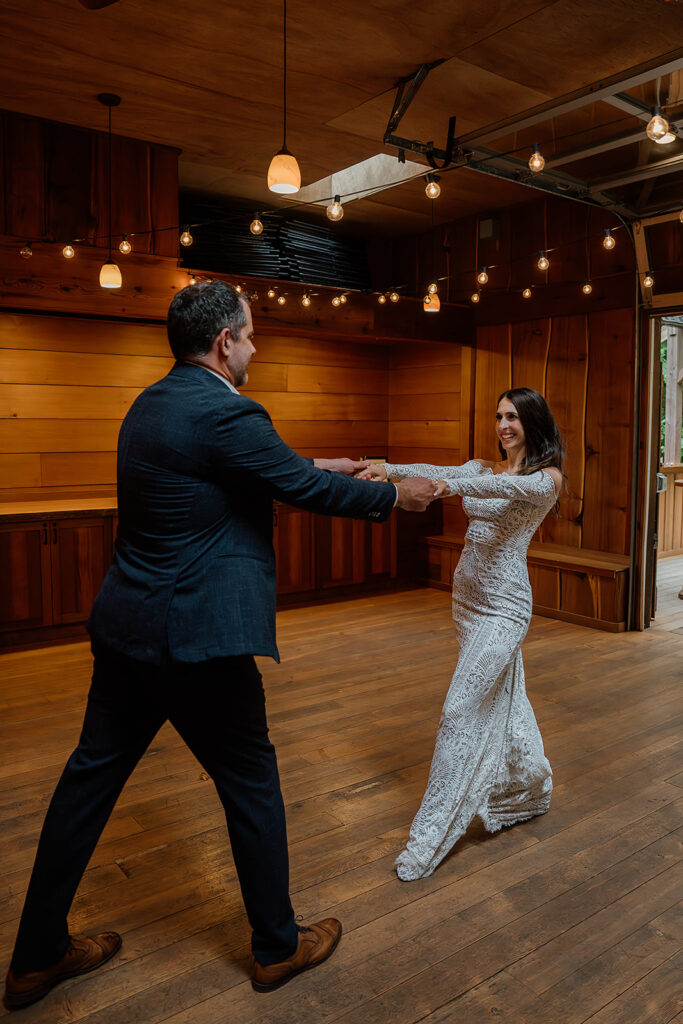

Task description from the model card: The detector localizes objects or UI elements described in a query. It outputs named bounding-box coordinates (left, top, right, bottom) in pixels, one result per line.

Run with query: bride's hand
left=355, top=464, right=388, bottom=481
left=433, top=480, right=449, bottom=498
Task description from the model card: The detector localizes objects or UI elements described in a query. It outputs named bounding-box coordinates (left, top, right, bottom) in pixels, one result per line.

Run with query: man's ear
left=215, top=326, right=233, bottom=356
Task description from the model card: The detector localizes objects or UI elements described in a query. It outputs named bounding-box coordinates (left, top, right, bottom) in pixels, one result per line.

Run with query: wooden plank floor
left=1, top=589, right=682, bottom=1024
left=653, top=555, right=683, bottom=634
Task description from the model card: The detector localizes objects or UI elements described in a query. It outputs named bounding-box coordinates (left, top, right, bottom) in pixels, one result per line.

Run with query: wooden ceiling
left=0, top=0, right=682, bottom=237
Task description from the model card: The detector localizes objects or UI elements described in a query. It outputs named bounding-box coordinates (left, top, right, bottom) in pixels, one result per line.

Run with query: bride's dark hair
left=497, top=387, right=565, bottom=477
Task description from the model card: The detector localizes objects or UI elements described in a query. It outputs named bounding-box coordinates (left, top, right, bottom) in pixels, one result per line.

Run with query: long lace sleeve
left=384, top=459, right=485, bottom=484
left=446, top=469, right=557, bottom=506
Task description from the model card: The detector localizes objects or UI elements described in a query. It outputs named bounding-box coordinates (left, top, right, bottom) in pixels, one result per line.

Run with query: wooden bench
left=424, top=534, right=631, bottom=632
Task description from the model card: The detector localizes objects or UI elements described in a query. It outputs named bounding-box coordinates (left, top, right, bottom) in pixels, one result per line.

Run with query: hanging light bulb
left=267, top=287, right=277, bottom=299
left=424, top=293, right=440, bottom=313
left=250, top=217, right=264, bottom=235
left=428, top=281, right=438, bottom=295
left=537, top=252, right=550, bottom=271
left=180, top=226, right=193, bottom=247
left=301, top=293, right=311, bottom=307
left=528, top=144, right=545, bottom=173
left=645, top=106, right=670, bottom=142
left=477, top=267, right=489, bottom=286
left=522, top=287, right=532, bottom=299
left=331, top=295, right=341, bottom=307
left=189, top=275, right=197, bottom=285
left=603, top=229, right=616, bottom=250
left=643, top=272, right=654, bottom=289
left=268, top=0, right=301, bottom=193
left=654, top=130, right=676, bottom=145
left=339, top=293, right=347, bottom=304
left=326, top=195, right=344, bottom=222
left=582, top=282, right=593, bottom=295
left=378, top=293, right=387, bottom=304
left=20, top=243, right=32, bottom=259
left=62, top=243, right=75, bottom=259
left=425, top=174, right=441, bottom=199
left=389, top=291, right=399, bottom=303
left=99, top=262, right=122, bottom=288
left=119, top=234, right=132, bottom=254
left=471, top=292, right=480, bottom=303
left=277, top=293, right=287, bottom=305
left=235, top=284, right=243, bottom=294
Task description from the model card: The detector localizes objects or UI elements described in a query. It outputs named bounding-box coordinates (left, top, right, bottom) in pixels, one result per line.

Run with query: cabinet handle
left=52, top=522, right=58, bottom=544
left=42, top=523, right=48, bottom=545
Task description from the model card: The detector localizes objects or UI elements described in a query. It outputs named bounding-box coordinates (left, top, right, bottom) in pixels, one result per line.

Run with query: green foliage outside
left=660, top=320, right=683, bottom=465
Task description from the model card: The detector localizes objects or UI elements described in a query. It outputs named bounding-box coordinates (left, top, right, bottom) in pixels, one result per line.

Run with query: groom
left=4, top=281, right=436, bottom=1009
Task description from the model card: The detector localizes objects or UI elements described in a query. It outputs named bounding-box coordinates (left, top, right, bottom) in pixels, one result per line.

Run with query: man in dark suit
left=4, top=282, right=435, bottom=1009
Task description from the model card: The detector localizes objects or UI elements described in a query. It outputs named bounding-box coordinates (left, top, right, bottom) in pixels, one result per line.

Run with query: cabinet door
left=274, top=505, right=314, bottom=594
left=315, top=516, right=366, bottom=588
left=50, top=517, right=112, bottom=625
left=365, top=517, right=397, bottom=581
left=0, top=521, right=52, bottom=631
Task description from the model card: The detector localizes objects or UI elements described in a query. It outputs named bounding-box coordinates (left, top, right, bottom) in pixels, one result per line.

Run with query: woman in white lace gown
left=361, top=387, right=564, bottom=880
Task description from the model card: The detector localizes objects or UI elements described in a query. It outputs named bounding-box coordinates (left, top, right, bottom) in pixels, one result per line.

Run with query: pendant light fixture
left=267, top=0, right=301, bottom=194
left=424, top=197, right=440, bottom=313
left=98, top=93, right=122, bottom=289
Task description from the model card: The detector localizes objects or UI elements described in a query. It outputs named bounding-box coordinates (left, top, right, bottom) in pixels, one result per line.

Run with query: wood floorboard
left=1, top=589, right=682, bottom=1023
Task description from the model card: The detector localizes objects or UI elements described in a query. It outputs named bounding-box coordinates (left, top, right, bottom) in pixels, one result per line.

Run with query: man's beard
left=234, top=367, right=249, bottom=388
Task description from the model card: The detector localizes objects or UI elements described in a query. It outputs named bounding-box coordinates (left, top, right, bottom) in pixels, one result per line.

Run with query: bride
left=360, top=387, right=564, bottom=880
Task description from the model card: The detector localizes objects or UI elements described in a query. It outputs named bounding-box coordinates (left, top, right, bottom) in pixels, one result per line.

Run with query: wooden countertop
left=0, top=497, right=118, bottom=523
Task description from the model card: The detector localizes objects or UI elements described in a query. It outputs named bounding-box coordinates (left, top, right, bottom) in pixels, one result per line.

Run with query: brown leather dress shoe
left=251, top=918, right=342, bottom=993
left=3, top=932, right=122, bottom=1010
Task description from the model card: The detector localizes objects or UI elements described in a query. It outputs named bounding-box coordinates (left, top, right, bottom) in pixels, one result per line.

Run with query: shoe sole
left=3, top=935, right=123, bottom=1010
left=251, top=925, right=343, bottom=993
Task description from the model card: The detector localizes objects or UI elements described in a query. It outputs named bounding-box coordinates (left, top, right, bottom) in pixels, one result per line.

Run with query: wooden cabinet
left=274, top=505, right=314, bottom=594
left=0, top=521, right=52, bottom=631
left=0, top=516, right=113, bottom=636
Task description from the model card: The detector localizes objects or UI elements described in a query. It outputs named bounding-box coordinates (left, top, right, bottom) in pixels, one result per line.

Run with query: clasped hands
left=313, top=458, right=448, bottom=512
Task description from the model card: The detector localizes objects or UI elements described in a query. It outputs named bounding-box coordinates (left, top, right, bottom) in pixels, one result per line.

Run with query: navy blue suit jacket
left=88, top=362, right=397, bottom=664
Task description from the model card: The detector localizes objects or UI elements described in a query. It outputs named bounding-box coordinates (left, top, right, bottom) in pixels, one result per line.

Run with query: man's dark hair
left=167, top=280, right=248, bottom=360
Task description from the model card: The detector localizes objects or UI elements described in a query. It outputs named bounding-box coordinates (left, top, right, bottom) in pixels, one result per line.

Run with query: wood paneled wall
left=0, top=313, right=404, bottom=498
left=0, top=109, right=179, bottom=257
left=446, top=308, right=636, bottom=557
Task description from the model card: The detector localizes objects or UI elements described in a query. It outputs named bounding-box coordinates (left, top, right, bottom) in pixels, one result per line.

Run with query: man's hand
left=395, top=477, right=439, bottom=512
left=314, top=458, right=370, bottom=475
left=433, top=480, right=449, bottom=498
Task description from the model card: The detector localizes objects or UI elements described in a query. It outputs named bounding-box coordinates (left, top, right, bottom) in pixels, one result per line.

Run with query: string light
left=62, top=244, right=75, bottom=259
left=277, top=294, right=287, bottom=305
left=424, top=293, right=440, bottom=313
left=537, top=252, right=550, bottom=271
left=643, top=272, right=654, bottom=289
left=603, top=229, right=616, bottom=250
left=471, top=292, right=480, bottom=303
left=180, top=226, right=193, bottom=246
left=389, top=291, right=399, bottom=303
left=301, top=293, right=311, bottom=307
left=250, top=217, right=264, bottom=235
left=477, top=268, right=489, bottom=286
left=331, top=295, right=341, bottom=307
left=235, top=284, right=243, bottom=293
left=189, top=275, right=197, bottom=285
left=267, top=287, right=277, bottom=299
left=528, top=144, right=545, bottom=173
left=582, top=282, right=593, bottom=295
left=119, top=235, right=132, bottom=254
left=428, top=281, right=438, bottom=295
left=326, top=195, right=344, bottom=222
left=680, top=209, right=683, bottom=224
left=20, top=243, right=32, bottom=259
left=425, top=174, right=441, bottom=199
left=522, top=287, right=532, bottom=299
left=645, top=107, right=670, bottom=142
left=339, top=293, right=347, bottom=304
left=378, top=293, right=387, bottom=304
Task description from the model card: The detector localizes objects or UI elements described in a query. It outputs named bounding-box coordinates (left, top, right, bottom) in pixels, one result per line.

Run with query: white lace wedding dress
left=385, top=460, right=556, bottom=880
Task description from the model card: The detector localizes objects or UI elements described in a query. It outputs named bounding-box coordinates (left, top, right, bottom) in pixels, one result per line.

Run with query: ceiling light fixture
left=97, top=93, right=122, bottom=289
left=425, top=174, right=441, bottom=199
left=528, top=144, right=545, bottom=173
left=645, top=106, right=670, bottom=142
left=326, top=195, right=344, bottom=221
left=267, top=0, right=301, bottom=194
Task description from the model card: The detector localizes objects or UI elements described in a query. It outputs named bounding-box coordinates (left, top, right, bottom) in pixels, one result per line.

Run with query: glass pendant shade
left=424, top=293, right=440, bottom=312
left=99, top=262, right=122, bottom=288
left=268, top=149, right=301, bottom=194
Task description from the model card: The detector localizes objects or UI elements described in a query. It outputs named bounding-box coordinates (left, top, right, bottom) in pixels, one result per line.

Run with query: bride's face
left=496, top=398, right=525, bottom=455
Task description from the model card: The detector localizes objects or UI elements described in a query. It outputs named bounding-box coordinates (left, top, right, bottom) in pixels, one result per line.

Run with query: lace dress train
left=384, top=461, right=556, bottom=881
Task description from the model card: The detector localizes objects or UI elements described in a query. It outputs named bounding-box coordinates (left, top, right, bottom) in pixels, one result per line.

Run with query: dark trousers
left=10, top=645, right=298, bottom=973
